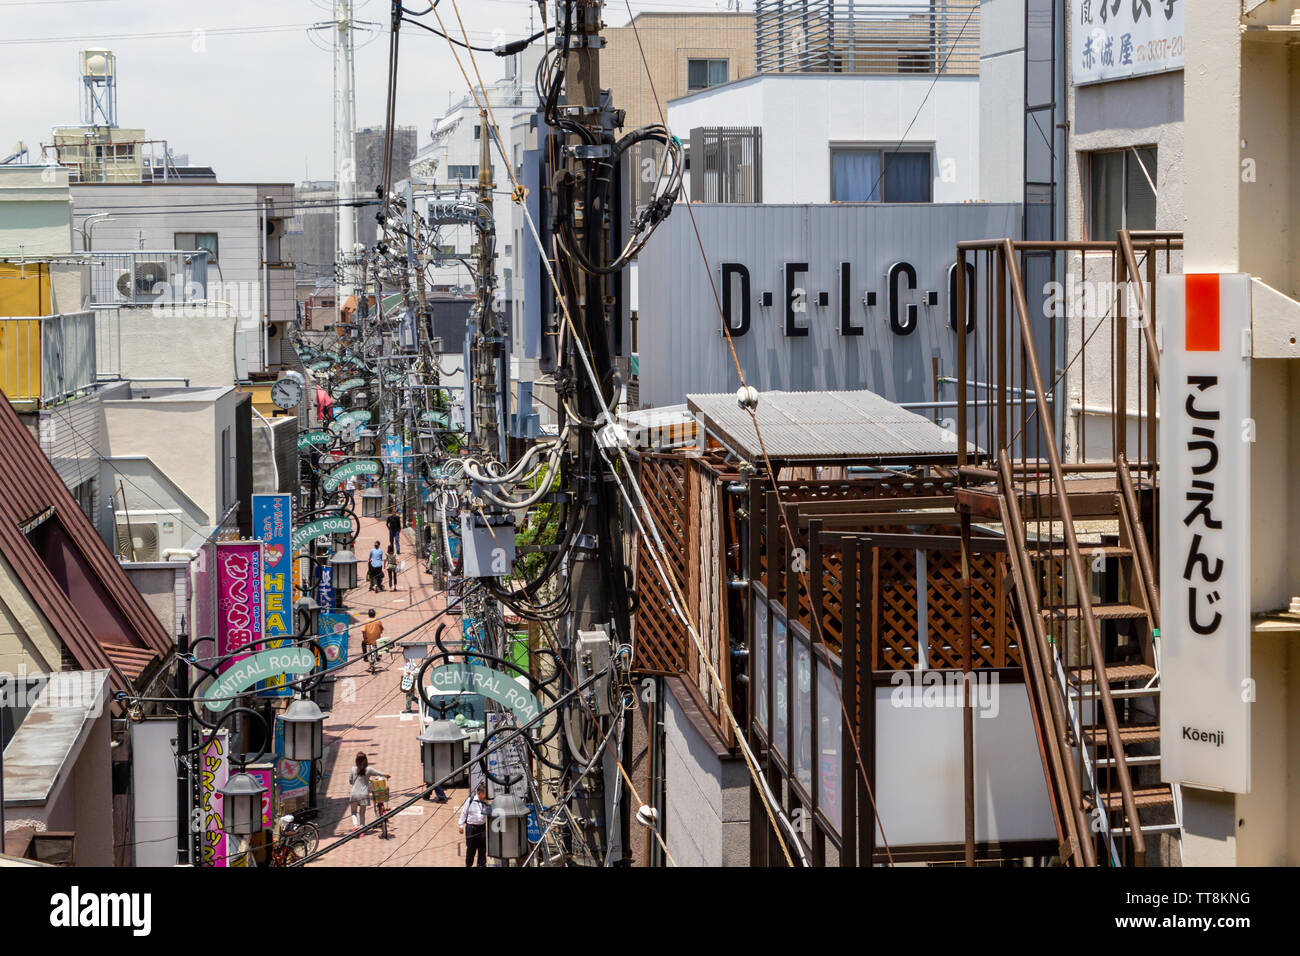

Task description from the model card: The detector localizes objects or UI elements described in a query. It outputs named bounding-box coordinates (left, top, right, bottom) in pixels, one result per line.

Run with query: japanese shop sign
left=274, top=716, right=312, bottom=800
left=215, top=541, right=264, bottom=676
left=253, top=494, right=293, bottom=697
left=1157, top=273, right=1251, bottom=794
left=199, top=730, right=230, bottom=867
left=1073, top=0, right=1184, bottom=86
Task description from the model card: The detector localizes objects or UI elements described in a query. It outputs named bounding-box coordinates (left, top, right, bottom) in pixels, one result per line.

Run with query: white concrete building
left=69, top=182, right=297, bottom=380
left=667, top=71, right=982, bottom=204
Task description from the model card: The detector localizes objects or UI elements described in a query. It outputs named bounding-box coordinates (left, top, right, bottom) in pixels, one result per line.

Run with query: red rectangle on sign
left=1185, top=274, right=1221, bottom=352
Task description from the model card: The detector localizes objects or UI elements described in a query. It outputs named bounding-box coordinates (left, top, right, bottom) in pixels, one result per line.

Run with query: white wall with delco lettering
left=635, top=202, right=1021, bottom=412
left=667, top=72, right=981, bottom=205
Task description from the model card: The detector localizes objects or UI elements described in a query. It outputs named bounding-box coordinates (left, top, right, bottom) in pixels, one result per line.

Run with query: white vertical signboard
left=1157, top=273, right=1251, bottom=794
left=1072, top=0, right=1185, bottom=86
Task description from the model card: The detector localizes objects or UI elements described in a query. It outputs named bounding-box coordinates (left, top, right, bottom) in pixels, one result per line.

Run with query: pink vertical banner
left=199, top=731, right=229, bottom=868
left=216, top=541, right=264, bottom=675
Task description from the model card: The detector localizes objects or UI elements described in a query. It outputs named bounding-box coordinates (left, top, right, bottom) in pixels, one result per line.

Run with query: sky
left=0, top=0, right=745, bottom=183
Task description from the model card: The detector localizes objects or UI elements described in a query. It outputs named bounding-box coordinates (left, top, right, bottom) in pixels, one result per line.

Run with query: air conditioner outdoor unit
left=113, top=509, right=188, bottom=562
left=114, top=261, right=170, bottom=299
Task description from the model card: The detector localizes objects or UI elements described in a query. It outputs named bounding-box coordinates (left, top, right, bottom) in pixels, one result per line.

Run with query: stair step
left=1083, top=724, right=1161, bottom=745
left=1097, top=754, right=1162, bottom=768
left=1114, top=822, right=1182, bottom=836
left=1072, top=686, right=1160, bottom=700
left=1100, top=786, right=1175, bottom=811
left=1036, top=545, right=1132, bottom=558
left=1042, top=603, right=1149, bottom=621
left=1069, top=663, right=1157, bottom=685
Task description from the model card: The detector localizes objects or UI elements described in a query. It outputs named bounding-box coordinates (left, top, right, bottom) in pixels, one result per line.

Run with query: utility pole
left=471, top=110, right=504, bottom=463
left=557, top=0, right=633, bottom=866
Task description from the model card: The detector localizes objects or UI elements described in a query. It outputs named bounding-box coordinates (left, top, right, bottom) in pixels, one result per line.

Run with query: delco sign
left=1157, top=273, right=1251, bottom=794
left=290, top=515, right=354, bottom=552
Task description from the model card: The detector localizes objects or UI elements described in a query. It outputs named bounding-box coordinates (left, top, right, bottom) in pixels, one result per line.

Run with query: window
left=446, top=165, right=479, bottom=181
left=687, top=58, right=728, bottom=91
left=831, top=148, right=932, bottom=203
left=1089, top=147, right=1157, bottom=239
left=175, top=231, right=219, bottom=263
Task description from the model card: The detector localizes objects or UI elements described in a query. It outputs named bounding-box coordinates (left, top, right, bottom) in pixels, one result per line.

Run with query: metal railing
left=87, top=250, right=209, bottom=308
left=755, top=0, right=980, bottom=76
left=0, top=310, right=98, bottom=407
left=689, top=127, right=763, bottom=204
left=954, top=234, right=1182, bottom=866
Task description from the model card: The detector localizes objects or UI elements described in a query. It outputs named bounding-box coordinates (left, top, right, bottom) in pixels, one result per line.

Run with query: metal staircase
left=953, top=234, right=1184, bottom=866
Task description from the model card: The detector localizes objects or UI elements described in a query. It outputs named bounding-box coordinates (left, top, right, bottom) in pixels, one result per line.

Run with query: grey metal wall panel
left=637, top=202, right=1020, bottom=411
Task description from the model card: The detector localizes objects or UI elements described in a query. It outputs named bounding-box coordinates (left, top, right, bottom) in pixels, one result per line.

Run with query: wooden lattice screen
left=632, top=454, right=689, bottom=675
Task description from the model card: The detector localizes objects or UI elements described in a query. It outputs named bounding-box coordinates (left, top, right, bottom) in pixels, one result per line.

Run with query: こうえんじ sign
left=215, top=542, right=264, bottom=675
left=1157, top=273, right=1251, bottom=794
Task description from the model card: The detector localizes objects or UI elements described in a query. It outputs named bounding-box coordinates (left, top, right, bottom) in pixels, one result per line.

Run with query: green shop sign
left=203, top=646, right=317, bottom=711
left=290, top=514, right=354, bottom=552
left=297, top=430, right=333, bottom=450
left=419, top=409, right=449, bottom=425
left=323, top=458, right=381, bottom=492
left=334, top=378, right=365, bottom=394
left=426, top=664, right=540, bottom=724
left=308, top=360, right=333, bottom=372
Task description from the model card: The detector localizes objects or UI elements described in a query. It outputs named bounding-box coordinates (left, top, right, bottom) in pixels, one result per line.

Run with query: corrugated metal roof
left=100, top=643, right=160, bottom=682
left=686, top=389, right=963, bottom=462
left=0, top=394, right=172, bottom=695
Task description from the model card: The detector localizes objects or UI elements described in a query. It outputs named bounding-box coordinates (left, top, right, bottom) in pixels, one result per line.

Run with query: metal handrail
left=1117, top=455, right=1161, bottom=624
left=996, top=454, right=1094, bottom=866
left=1117, top=230, right=1163, bottom=390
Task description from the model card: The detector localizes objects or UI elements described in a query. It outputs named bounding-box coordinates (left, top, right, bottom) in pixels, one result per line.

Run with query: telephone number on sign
left=1133, top=36, right=1184, bottom=63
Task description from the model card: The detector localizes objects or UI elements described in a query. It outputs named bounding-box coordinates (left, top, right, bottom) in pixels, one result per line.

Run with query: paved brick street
left=308, top=516, right=471, bottom=867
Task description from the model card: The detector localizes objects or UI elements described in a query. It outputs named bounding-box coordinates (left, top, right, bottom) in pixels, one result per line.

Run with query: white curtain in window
left=832, top=150, right=881, bottom=202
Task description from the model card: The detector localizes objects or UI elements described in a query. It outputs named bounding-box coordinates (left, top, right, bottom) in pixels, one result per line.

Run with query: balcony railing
left=87, top=250, right=209, bottom=309
left=755, top=0, right=980, bottom=76
left=0, top=310, right=97, bottom=407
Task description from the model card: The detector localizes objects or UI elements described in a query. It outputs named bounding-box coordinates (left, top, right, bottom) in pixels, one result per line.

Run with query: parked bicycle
left=269, top=814, right=320, bottom=866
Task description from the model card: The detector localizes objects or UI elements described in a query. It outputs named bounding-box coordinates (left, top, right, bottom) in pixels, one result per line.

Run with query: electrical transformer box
left=459, top=511, right=516, bottom=577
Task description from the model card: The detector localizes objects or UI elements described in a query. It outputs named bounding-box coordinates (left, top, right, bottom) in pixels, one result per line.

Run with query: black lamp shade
left=281, top=697, right=325, bottom=761
left=293, top=596, right=320, bottom=636
left=360, top=487, right=385, bottom=518
left=486, top=793, right=530, bottom=860
left=219, top=772, right=267, bottom=836
left=418, top=720, right=467, bottom=787
left=330, top=549, right=358, bottom=591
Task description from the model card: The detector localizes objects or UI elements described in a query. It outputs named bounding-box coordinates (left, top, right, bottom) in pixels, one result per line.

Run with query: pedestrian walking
left=368, top=540, right=385, bottom=591
left=385, top=545, right=398, bottom=590
left=362, top=608, right=383, bottom=667
left=458, top=784, right=490, bottom=867
left=386, top=509, right=402, bottom=554
left=348, top=752, right=390, bottom=832
left=345, top=475, right=357, bottom=510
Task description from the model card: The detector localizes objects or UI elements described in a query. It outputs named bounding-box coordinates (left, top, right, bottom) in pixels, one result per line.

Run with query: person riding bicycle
left=362, top=609, right=383, bottom=666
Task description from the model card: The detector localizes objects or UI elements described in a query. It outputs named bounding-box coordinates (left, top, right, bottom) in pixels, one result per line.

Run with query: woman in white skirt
left=348, top=752, right=389, bottom=832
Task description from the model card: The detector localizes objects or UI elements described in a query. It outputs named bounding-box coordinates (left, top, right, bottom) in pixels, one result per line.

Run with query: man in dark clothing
left=458, top=784, right=489, bottom=867
left=386, top=509, right=402, bottom=554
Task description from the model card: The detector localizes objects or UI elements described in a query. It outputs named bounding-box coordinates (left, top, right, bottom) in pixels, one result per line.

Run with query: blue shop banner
left=317, top=611, right=350, bottom=671
left=253, top=493, right=294, bottom=697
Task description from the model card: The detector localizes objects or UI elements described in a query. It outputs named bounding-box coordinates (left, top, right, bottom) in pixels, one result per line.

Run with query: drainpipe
left=260, top=197, right=271, bottom=374
left=250, top=405, right=281, bottom=492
